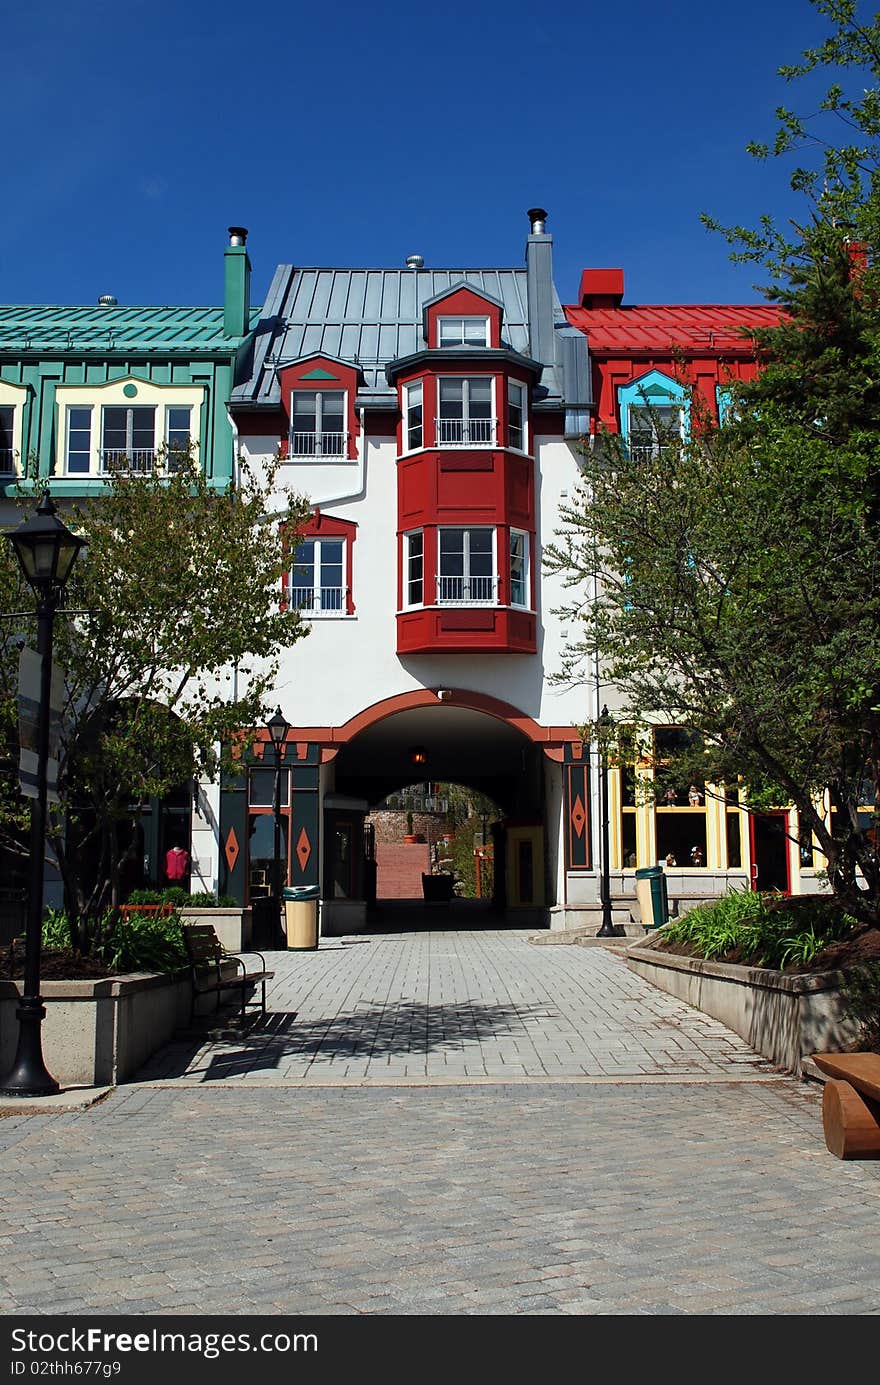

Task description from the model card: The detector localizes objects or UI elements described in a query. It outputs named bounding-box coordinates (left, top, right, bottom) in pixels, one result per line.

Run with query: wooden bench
left=183, top=923, right=274, bottom=1025
left=812, top=1052, right=880, bottom=1160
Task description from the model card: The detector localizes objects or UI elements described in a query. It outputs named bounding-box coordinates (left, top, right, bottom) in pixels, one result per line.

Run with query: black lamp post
left=266, top=706, right=289, bottom=949
left=1, top=490, right=85, bottom=1096
left=596, top=704, right=616, bottom=938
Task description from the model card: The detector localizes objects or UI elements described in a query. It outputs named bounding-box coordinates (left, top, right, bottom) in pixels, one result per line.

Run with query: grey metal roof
left=232, top=266, right=568, bottom=407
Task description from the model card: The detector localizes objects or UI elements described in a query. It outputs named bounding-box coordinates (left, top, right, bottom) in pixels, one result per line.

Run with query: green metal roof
left=0, top=304, right=261, bottom=353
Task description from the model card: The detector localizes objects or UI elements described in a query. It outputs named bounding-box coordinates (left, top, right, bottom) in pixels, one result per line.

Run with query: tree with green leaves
left=0, top=454, right=309, bottom=948
left=547, top=0, right=880, bottom=928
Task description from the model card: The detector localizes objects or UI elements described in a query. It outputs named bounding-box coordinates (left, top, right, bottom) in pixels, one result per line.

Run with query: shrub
left=42, top=909, right=73, bottom=950
left=40, top=908, right=186, bottom=974
left=662, top=889, right=857, bottom=970
left=100, top=910, right=186, bottom=974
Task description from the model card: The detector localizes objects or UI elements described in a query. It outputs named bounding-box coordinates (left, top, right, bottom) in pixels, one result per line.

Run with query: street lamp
left=1, top=490, right=85, bottom=1096
left=596, top=704, right=616, bottom=938
left=266, top=706, right=289, bottom=950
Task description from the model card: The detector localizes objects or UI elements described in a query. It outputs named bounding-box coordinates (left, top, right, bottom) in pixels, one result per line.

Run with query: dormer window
left=438, top=316, right=490, bottom=348
left=618, top=371, right=688, bottom=463
left=290, top=390, right=347, bottom=458
left=437, top=378, right=495, bottom=446
left=56, top=378, right=204, bottom=476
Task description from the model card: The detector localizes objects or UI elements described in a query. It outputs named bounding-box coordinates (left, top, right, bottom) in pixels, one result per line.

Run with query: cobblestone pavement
left=135, top=931, right=773, bottom=1085
left=2, top=931, right=879, bottom=1315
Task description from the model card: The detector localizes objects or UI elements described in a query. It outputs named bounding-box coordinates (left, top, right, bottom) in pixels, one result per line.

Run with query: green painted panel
left=565, top=761, right=590, bottom=871
left=219, top=769, right=248, bottom=905
left=289, top=750, right=320, bottom=890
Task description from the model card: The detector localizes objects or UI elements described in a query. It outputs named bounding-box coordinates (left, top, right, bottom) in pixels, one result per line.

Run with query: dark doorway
left=750, top=813, right=791, bottom=893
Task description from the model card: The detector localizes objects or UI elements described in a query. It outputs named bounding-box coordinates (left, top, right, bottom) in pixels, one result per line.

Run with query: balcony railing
left=289, top=431, right=349, bottom=458
left=627, top=441, right=676, bottom=463
left=100, top=448, right=158, bottom=474
left=0, top=448, right=14, bottom=473
left=436, top=574, right=498, bottom=605
left=435, top=417, right=497, bottom=446
left=289, top=585, right=346, bottom=614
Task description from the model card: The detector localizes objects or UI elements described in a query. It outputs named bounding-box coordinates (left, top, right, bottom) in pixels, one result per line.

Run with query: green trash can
left=283, top=885, right=320, bottom=951
left=634, top=866, right=669, bottom=929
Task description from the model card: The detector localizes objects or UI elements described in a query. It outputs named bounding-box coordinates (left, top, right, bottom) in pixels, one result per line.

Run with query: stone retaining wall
left=626, top=932, right=859, bottom=1074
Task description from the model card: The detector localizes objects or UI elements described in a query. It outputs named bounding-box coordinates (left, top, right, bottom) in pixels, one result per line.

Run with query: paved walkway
left=2, top=930, right=880, bottom=1315
left=136, top=930, right=773, bottom=1085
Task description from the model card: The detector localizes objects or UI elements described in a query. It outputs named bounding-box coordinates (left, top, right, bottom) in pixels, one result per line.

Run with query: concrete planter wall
left=0, top=962, right=239, bottom=1088
left=0, top=971, right=191, bottom=1087
left=627, top=932, right=860, bottom=1075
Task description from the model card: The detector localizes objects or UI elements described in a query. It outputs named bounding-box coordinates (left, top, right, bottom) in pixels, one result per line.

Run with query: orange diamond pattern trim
left=224, top=827, right=240, bottom=873
left=296, top=828, right=311, bottom=872
left=571, top=794, right=586, bottom=839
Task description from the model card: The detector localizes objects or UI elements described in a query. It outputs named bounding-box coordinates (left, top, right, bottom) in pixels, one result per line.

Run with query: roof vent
left=228, top=226, right=248, bottom=246
left=97, top=295, right=117, bottom=307
left=405, top=254, right=424, bottom=269
left=527, top=207, right=548, bottom=235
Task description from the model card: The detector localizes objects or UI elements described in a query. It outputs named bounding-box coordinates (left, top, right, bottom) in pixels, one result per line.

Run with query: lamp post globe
left=0, top=489, right=84, bottom=1097
left=8, top=489, right=86, bottom=596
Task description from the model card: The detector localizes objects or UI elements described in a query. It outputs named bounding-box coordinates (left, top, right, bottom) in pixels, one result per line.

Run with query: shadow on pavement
left=136, top=1000, right=559, bottom=1082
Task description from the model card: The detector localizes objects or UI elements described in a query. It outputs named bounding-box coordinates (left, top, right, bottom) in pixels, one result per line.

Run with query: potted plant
left=403, top=811, right=417, bottom=845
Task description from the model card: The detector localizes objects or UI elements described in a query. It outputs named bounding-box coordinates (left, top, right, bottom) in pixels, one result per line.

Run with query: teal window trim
left=618, top=370, right=689, bottom=451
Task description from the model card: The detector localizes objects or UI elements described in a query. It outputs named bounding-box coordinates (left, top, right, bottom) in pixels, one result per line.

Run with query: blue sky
left=2, top=0, right=846, bottom=310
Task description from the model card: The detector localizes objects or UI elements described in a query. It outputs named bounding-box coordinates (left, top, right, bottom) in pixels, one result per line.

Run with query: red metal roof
left=564, top=302, right=784, bottom=353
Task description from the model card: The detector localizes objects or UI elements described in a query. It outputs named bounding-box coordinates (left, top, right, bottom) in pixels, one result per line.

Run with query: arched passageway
left=317, top=692, right=571, bottom=930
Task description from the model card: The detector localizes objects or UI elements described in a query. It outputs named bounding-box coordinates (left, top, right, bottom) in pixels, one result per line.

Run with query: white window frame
left=403, top=529, right=424, bottom=607
left=507, top=379, right=528, bottom=453
left=165, top=405, right=193, bottom=469
left=289, top=535, right=347, bottom=616
left=437, top=526, right=498, bottom=605
left=65, top=405, right=94, bottom=475
left=437, top=316, right=490, bottom=348
left=289, top=389, right=348, bottom=459
left=403, top=381, right=423, bottom=453
left=626, top=402, right=685, bottom=462
left=435, top=376, right=496, bottom=447
left=100, top=404, right=158, bottom=473
left=509, top=529, right=530, bottom=608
